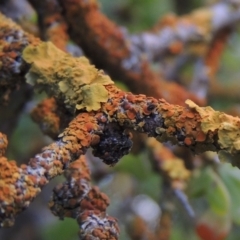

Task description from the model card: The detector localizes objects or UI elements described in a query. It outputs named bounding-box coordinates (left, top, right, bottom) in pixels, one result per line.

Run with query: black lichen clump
left=92, top=123, right=132, bottom=165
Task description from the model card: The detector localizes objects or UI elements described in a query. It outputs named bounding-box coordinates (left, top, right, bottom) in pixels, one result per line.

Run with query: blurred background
left=1, top=0, right=240, bottom=239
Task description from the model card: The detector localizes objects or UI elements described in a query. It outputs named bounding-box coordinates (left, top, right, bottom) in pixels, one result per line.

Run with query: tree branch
left=57, top=0, right=202, bottom=106
left=130, top=2, right=240, bottom=61
left=27, top=0, right=69, bottom=51
left=1, top=12, right=240, bottom=236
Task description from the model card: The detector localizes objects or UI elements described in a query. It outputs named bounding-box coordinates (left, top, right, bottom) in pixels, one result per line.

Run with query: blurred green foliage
left=42, top=218, right=79, bottom=240
left=100, top=0, right=173, bottom=31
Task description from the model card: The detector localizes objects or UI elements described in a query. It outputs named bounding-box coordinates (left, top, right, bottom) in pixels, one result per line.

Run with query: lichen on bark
left=23, top=42, right=113, bottom=112
left=186, top=99, right=240, bottom=159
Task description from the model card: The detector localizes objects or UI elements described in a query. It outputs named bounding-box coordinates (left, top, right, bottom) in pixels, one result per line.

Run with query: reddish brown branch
left=0, top=14, right=39, bottom=104
left=127, top=212, right=172, bottom=240
left=131, top=2, right=240, bottom=61
left=1, top=13, right=240, bottom=237
left=205, top=28, right=231, bottom=79
left=49, top=156, right=119, bottom=239
left=156, top=210, right=172, bottom=240
left=28, top=0, right=69, bottom=51
left=2, top=81, right=240, bottom=228
left=31, top=97, right=73, bottom=139
left=0, top=132, right=8, bottom=157
left=127, top=215, right=156, bottom=240
left=0, top=111, right=103, bottom=227
left=57, top=0, right=202, bottom=106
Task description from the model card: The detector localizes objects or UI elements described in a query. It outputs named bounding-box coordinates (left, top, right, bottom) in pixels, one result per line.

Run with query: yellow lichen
left=23, top=42, right=113, bottom=112
left=186, top=99, right=240, bottom=155
left=76, top=83, right=109, bottom=111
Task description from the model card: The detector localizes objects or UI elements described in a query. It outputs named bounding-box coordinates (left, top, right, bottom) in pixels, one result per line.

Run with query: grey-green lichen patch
left=23, top=42, right=113, bottom=111
left=186, top=100, right=240, bottom=157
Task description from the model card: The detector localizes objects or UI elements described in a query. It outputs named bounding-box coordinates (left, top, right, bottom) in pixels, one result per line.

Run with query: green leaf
left=205, top=168, right=230, bottom=216
left=219, top=163, right=240, bottom=224
left=187, top=168, right=212, bottom=197
left=115, top=153, right=152, bottom=180
left=41, top=218, right=78, bottom=240
left=188, top=167, right=230, bottom=216
left=114, top=154, right=160, bottom=200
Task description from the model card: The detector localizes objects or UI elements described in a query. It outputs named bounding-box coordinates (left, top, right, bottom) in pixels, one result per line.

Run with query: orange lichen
left=31, top=98, right=61, bottom=138
left=184, top=137, right=193, bottom=146
left=49, top=156, right=119, bottom=239
left=0, top=111, right=104, bottom=227
left=80, top=187, right=110, bottom=212
left=186, top=99, right=240, bottom=158
left=0, top=157, right=41, bottom=227
left=205, top=28, right=231, bottom=79
left=58, top=0, right=203, bottom=106
left=2, top=10, right=240, bottom=238
left=78, top=210, right=119, bottom=240
left=196, top=130, right=207, bottom=142
left=126, top=94, right=136, bottom=103
left=28, top=0, right=69, bottom=51
left=0, top=133, right=8, bottom=157
left=0, top=13, right=40, bottom=103
left=169, top=41, right=183, bottom=54
left=126, top=108, right=137, bottom=120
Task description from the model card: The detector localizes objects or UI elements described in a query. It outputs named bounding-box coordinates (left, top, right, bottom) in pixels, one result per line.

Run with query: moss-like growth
left=186, top=99, right=240, bottom=156
left=23, top=42, right=113, bottom=112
